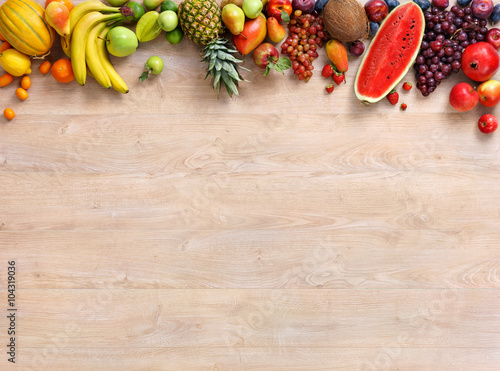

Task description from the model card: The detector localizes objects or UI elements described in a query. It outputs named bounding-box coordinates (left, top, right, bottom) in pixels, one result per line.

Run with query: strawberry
left=402, top=82, right=412, bottom=91
left=387, top=90, right=399, bottom=105
left=400, top=103, right=408, bottom=111
left=332, top=72, right=345, bottom=85
left=322, top=63, right=334, bottom=78
left=325, top=84, right=334, bottom=94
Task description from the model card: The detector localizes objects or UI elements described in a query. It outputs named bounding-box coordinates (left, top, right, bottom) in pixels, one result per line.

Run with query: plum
left=471, top=0, right=494, bottom=19
left=413, top=0, right=431, bottom=11
left=490, top=4, right=500, bottom=23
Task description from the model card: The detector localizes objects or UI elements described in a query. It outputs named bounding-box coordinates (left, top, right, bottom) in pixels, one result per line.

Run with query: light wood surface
left=1, top=0, right=500, bottom=369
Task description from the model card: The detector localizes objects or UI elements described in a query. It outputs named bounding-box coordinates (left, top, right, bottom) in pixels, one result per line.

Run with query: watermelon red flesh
left=354, top=2, right=425, bottom=103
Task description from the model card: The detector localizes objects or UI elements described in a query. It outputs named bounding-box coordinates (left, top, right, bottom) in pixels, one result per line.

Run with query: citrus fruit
left=3, top=108, right=15, bottom=120
left=165, top=26, right=183, bottom=44
left=39, top=60, right=52, bottom=74
left=21, top=76, right=31, bottom=90
left=51, top=58, right=74, bottom=83
left=0, top=73, right=13, bottom=87
left=161, top=0, right=178, bottom=13
left=15, top=87, right=28, bottom=101
left=0, top=49, right=32, bottom=76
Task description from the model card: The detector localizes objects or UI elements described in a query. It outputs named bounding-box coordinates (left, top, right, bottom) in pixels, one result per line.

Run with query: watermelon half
left=354, top=2, right=425, bottom=103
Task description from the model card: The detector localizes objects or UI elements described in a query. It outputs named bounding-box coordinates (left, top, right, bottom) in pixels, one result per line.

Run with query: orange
left=39, top=60, right=52, bottom=75
left=15, top=87, right=28, bottom=101
left=45, top=0, right=73, bottom=11
left=21, top=76, right=31, bottom=90
left=0, top=73, right=13, bottom=87
left=0, top=41, right=11, bottom=53
left=51, top=59, right=74, bottom=83
left=3, top=108, right=15, bottom=120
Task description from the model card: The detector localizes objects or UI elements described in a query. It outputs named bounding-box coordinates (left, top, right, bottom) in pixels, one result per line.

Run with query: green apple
left=242, top=0, right=263, bottom=18
left=157, top=10, right=178, bottom=32
left=106, top=26, right=138, bottom=57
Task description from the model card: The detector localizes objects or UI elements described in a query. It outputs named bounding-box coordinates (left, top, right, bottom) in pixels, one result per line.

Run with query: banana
left=85, top=22, right=111, bottom=89
left=70, top=11, right=123, bottom=85
left=61, top=35, right=71, bottom=58
left=96, top=26, right=129, bottom=94
left=69, top=0, right=120, bottom=35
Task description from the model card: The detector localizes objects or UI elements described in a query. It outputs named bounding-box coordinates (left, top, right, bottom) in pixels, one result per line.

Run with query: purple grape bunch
left=414, top=3, right=490, bottom=96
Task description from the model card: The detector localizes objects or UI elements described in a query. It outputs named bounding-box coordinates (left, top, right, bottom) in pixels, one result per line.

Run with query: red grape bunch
left=280, top=10, right=329, bottom=81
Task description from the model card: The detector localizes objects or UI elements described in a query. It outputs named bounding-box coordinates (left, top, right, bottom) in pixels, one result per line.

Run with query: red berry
left=325, top=84, right=334, bottom=94
left=400, top=103, right=408, bottom=111
left=322, top=63, right=334, bottom=77
left=387, top=90, right=399, bottom=105
left=332, top=72, right=345, bottom=85
left=402, top=82, right=412, bottom=91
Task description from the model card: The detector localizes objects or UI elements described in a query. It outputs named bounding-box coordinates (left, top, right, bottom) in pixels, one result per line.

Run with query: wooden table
left=1, top=1, right=500, bottom=369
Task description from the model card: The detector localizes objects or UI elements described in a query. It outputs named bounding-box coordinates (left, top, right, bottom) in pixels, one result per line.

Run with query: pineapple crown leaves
left=201, top=39, right=250, bottom=98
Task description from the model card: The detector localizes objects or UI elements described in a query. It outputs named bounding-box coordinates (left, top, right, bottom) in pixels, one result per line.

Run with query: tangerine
left=51, top=59, right=74, bottom=83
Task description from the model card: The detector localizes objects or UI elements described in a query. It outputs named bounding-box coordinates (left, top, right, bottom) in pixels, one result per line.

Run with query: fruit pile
left=414, top=2, right=496, bottom=96
left=0, top=0, right=499, bottom=134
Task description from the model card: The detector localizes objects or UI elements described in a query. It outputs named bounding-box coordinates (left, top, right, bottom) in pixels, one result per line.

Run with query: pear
left=45, top=2, right=70, bottom=39
left=222, top=4, right=245, bottom=36
left=267, top=16, right=286, bottom=43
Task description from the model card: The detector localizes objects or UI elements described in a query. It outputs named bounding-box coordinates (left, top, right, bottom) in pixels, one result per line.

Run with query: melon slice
left=354, top=2, right=425, bottom=103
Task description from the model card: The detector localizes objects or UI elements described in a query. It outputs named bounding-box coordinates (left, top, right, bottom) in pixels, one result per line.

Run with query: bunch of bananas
left=66, top=0, right=132, bottom=93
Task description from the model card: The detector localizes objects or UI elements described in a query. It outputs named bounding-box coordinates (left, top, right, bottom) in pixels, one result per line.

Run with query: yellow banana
left=85, top=22, right=111, bottom=89
left=70, top=11, right=123, bottom=86
left=96, top=26, right=129, bottom=94
left=69, top=0, right=120, bottom=35
left=61, top=35, right=70, bottom=58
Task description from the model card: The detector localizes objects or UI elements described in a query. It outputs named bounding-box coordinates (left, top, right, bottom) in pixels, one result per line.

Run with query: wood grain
left=1, top=0, right=500, bottom=369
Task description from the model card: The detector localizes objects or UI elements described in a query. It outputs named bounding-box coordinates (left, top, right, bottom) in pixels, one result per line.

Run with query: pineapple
left=178, top=0, right=248, bottom=97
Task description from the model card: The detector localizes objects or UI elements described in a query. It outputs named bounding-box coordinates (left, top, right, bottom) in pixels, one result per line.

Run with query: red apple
left=477, top=79, right=500, bottom=107
left=253, top=43, right=279, bottom=69
left=364, top=0, right=389, bottom=23
left=233, top=13, right=267, bottom=55
left=266, top=0, right=292, bottom=22
left=461, top=42, right=500, bottom=82
left=485, top=28, right=500, bottom=50
left=478, top=114, right=498, bottom=134
left=449, top=82, right=479, bottom=112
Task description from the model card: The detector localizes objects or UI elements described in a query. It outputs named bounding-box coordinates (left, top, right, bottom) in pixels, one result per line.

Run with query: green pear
left=222, top=4, right=245, bottom=36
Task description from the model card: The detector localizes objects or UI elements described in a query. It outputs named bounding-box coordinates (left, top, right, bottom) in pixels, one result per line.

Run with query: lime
left=160, top=0, right=178, bottom=13
left=165, top=26, right=184, bottom=44
left=0, top=49, right=31, bottom=76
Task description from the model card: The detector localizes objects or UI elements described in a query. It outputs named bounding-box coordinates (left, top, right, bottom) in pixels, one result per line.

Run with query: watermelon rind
left=354, top=2, right=425, bottom=103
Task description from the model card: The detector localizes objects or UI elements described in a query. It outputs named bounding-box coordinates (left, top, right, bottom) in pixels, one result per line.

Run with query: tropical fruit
left=0, top=0, right=55, bottom=56
left=178, top=0, right=247, bottom=97
left=178, top=0, right=224, bottom=45
left=323, top=0, right=369, bottom=43
left=354, top=2, right=425, bottom=103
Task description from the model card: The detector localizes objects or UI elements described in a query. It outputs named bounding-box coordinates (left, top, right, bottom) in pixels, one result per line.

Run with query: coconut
left=323, top=0, right=370, bottom=43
